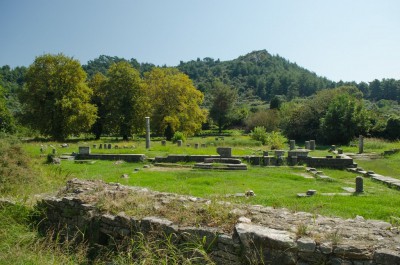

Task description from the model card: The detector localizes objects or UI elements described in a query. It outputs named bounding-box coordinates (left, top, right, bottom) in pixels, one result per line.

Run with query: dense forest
left=1, top=50, right=400, bottom=143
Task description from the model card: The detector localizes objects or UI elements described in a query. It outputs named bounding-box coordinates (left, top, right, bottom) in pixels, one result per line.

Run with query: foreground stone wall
left=37, top=179, right=400, bottom=265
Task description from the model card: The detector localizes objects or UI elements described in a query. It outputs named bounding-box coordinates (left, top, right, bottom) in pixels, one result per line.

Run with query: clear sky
left=0, top=0, right=399, bottom=82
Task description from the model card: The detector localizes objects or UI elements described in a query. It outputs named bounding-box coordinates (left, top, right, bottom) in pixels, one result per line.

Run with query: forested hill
left=177, top=50, right=335, bottom=100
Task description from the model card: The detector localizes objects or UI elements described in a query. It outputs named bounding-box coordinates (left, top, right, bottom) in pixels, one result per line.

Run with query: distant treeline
left=1, top=50, right=400, bottom=143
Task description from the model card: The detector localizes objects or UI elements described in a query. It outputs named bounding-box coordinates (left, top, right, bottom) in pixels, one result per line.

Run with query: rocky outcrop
left=36, top=178, right=400, bottom=265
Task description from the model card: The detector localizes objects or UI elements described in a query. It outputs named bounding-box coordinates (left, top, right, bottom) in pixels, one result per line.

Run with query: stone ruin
left=193, top=147, right=248, bottom=170
left=36, top=178, right=400, bottom=265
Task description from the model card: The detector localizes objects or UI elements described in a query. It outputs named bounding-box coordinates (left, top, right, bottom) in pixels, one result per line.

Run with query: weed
left=326, top=229, right=342, bottom=246
left=295, top=223, right=308, bottom=238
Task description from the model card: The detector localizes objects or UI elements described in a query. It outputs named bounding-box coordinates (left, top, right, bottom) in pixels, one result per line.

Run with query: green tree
left=144, top=68, right=206, bottom=137
left=103, top=62, right=144, bottom=140
left=88, top=73, right=107, bottom=139
left=22, top=54, right=97, bottom=140
left=209, top=81, right=238, bottom=133
left=320, top=94, right=370, bottom=144
left=385, top=116, right=400, bottom=140
left=0, top=85, right=15, bottom=133
left=245, top=109, right=280, bottom=132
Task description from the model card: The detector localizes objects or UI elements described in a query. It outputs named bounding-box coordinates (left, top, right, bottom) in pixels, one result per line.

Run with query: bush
left=245, top=109, right=280, bottom=132
left=250, top=126, right=268, bottom=145
left=0, top=135, right=34, bottom=195
left=171, top=131, right=186, bottom=143
left=385, top=116, right=400, bottom=140
left=266, top=131, right=287, bottom=150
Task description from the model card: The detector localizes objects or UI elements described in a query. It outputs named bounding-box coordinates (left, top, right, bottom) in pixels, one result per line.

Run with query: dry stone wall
left=36, top=179, right=400, bottom=265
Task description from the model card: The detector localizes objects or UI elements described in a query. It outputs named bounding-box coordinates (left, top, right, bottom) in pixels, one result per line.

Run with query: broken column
left=289, top=140, right=295, bottom=150
left=310, top=140, right=316, bottom=150
left=356, top=176, right=364, bottom=193
left=305, top=141, right=310, bottom=150
left=359, top=135, right=364, bottom=154
left=145, top=117, right=151, bottom=149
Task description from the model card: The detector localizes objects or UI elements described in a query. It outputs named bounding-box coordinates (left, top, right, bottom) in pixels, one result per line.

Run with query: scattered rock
left=237, top=216, right=252, bottom=223
left=245, top=190, right=255, bottom=197
left=120, top=174, right=129, bottom=179
left=114, top=160, right=124, bottom=165
left=306, top=190, right=317, bottom=196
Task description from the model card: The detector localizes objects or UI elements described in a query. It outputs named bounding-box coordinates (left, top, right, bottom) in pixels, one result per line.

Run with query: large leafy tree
left=320, top=94, right=370, bottom=145
left=144, top=68, right=206, bottom=137
left=22, top=54, right=97, bottom=140
left=88, top=73, right=107, bottom=139
left=209, top=81, right=238, bottom=133
left=103, top=62, right=144, bottom=140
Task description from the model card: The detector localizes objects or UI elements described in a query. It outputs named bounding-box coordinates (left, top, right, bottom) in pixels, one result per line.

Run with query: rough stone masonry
left=37, top=179, right=400, bottom=265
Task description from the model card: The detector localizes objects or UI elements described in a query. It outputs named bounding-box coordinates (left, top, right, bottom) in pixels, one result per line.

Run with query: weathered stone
left=140, top=216, right=174, bottom=234
left=145, top=117, right=150, bottom=149
left=238, top=216, right=252, bottom=223
left=359, top=135, right=364, bottom=154
left=289, top=140, right=296, bottom=150
left=305, top=141, right=310, bottom=150
left=329, top=257, right=352, bottom=265
left=309, top=140, right=316, bottom=150
left=52, top=157, right=61, bottom=164
left=297, top=237, right=316, bottom=252
left=177, top=140, right=182, bottom=147
left=356, top=176, right=364, bottom=193
left=179, top=226, right=218, bottom=249
left=274, top=150, right=285, bottom=157
left=161, top=140, right=166, bottom=146
left=217, top=147, right=232, bottom=158
left=298, top=251, right=326, bottom=264
left=234, top=223, right=296, bottom=250
left=194, top=143, right=199, bottom=149
left=211, top=250, right=241, bottom=263
left=334, top=244, right=373, bottom=260
left=306, top=190, right=317, bottom=196
left=263, top=156, right=271, bottom=166
left=319, top=242, right=333, bottom=254
left=374, top=248, right=400, bottom=264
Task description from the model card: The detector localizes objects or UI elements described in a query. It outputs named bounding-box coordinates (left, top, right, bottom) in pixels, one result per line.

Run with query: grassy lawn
left=355, top=152, right=400, bottom=178
left=18, top=136, right=400, bottom=223
left=2, top=135, right=400, bottom=264
left=54, top=159, right=400, bottom=222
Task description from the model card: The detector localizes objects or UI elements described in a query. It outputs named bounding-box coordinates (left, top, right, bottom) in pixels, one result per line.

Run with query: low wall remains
left=36, top=179, right=400, bottom=265
left=76, top=153, right=146, bottom=162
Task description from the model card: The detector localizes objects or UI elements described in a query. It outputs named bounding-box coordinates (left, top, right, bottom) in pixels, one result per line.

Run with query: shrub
left=171, top=131, right=186, bottom=143
left=250, top=126, right=268, bottom=145
left=245, top=109, right=280, bottom=132
left=266, top=131, right=287, bottom=150
left=0, top=135, right=34, bottom=195
left=385, top=116, right=400, bottom=140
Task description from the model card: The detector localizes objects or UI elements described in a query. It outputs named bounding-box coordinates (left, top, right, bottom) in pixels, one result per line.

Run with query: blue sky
left=1, top=0, right=399, bottom=82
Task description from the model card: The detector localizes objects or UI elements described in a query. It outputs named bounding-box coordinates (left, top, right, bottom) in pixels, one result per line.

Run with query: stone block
left=217, top=147, right=232, bottom=158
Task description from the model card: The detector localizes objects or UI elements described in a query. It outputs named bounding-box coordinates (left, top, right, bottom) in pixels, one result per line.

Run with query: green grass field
left=1, top=135, right=400, bottom=264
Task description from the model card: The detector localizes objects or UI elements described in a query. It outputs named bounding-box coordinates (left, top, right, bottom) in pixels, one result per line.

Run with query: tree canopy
left=102, top=62, right=145, bottom=140
left=21, top=54, right=97, bottom=140
left=144, top=68, right=206, bottom=137
left=209, top=81, right=238, bottom=133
